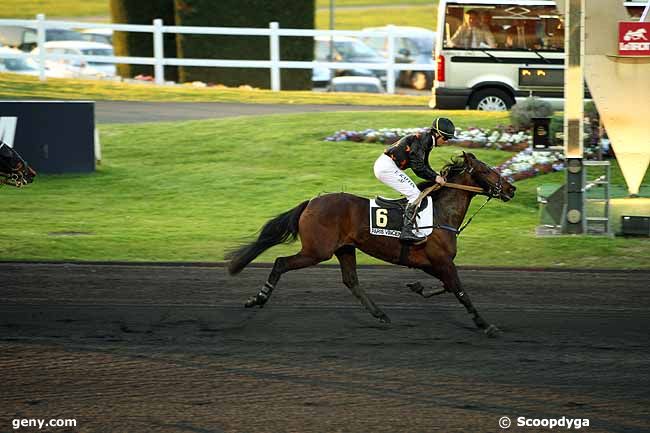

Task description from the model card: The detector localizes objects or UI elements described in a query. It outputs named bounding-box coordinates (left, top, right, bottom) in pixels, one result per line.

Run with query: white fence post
left=269, top=21, right=280, bottom=91
left=36, top=14, right=46, bottom=82
left=386, top=25, right=396, bottom=94
left=153, top=19, right=165, bottom=85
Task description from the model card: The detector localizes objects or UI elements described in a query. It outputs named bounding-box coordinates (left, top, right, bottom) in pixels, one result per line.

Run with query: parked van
left=0, top=26, right=84, bottom=52
left=431, top=0, right=647, bottom=111
left=431, top=0, right=567, bottom=111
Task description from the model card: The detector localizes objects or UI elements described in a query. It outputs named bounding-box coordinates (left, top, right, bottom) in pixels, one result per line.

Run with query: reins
left=413, top=182, right=484, bottom=208
left=412, top=181, right=492, bottom=236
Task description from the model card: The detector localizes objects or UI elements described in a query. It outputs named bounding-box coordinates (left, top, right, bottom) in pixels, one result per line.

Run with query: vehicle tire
left=468, top=88, right=515, bottom=111
left=409, top=71, right=429, bottom=90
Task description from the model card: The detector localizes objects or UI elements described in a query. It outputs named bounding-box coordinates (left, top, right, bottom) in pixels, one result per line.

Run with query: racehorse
left=0, top=141, right=36, bottom=187
left=226, top=152, right=516, bottom=336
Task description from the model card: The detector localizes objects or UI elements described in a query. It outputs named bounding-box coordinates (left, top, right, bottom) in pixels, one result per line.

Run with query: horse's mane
left=417, top=155, right=466, bottom=193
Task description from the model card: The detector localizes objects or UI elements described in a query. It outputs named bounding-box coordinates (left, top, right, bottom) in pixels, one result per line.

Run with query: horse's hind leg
left=245, top=252, right=324, bottom=308
left=423, top=263, right=499, bottom=336
left=336, top=246, right=390, bottom=323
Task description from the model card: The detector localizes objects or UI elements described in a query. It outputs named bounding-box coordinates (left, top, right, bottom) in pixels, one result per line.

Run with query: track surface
left=1, top=263, right=649, bottom=433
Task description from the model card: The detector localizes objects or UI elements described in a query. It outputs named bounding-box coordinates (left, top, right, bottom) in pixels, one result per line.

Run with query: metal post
left=386, top=25, right=396, bottom=94
left=36, top=14, right=46, bottom=82
left=269, top=22, right=280, bottom=91
left=563, top=0, right=585, bottom=234
left=153, top=19, right=165, bottom=85
left=329, top=0, right=335, bottom=62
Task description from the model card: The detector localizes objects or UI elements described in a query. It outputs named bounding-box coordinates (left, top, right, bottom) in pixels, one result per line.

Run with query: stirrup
left=400, top=230, right=425, bottom=243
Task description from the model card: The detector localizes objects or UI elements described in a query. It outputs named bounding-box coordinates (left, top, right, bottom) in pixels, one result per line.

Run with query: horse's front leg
left=424, top=263, right=500, bottom=337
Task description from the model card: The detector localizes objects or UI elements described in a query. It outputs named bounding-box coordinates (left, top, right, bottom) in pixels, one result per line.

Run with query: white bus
left=430, top=0, right=647, bottom=111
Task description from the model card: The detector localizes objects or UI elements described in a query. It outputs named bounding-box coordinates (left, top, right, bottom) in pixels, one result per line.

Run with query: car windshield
left=361, top=33, right=434, bottom=56
left=412, top=37, right=434, bottom=54
left=81, top=48, right=114, bottom=66
left=3, top=57, right=37, bottom=71
left=46, top=29, right=84, bottom=41
left=333, top=40, right=378, bottom=58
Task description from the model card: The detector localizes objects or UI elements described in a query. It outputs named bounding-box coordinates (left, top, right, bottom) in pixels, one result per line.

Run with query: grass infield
left=0, top=73, right=429, bottom=106
left=1, top=110, right=648, bottom=269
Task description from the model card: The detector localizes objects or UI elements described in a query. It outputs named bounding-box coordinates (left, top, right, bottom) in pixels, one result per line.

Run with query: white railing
left=0, top=15, right=436, bottom=94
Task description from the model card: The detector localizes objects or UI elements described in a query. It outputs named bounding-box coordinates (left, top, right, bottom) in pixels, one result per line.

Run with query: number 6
left=376, top=209, right=388, bottom=227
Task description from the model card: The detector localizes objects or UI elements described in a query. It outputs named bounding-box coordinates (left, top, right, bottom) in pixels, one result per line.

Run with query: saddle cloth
left=369, top=196, right=433, bottom=238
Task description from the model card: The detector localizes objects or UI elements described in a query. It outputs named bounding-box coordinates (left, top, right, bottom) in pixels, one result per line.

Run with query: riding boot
left=400, top=202, right=425, bottom=243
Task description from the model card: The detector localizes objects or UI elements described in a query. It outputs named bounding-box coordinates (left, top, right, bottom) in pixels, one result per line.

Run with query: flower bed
left=325, top=125, right=532, bottom=152
left=325, top=125, right=568, bottom=182
left=497, top=149, right=565, bottom=181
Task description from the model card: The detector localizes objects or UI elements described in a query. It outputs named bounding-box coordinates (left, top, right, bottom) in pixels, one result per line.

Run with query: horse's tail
left=225, top=200, right=310, bottom=275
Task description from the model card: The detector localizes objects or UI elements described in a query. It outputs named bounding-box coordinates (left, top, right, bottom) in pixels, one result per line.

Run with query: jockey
left=373, top=117, right=456, bottom=242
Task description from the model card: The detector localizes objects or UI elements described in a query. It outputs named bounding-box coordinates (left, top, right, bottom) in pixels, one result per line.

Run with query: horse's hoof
left=406, top=282, right=424, bottom=294
left=484, top=324, right=501, bottom=337
left=244, top=297, right=257, bottom=308
left=378, top=314, right=391, bottom=324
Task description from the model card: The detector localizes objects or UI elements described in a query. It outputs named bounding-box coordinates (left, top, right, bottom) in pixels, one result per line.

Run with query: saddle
left=375, top=196, right=429, bottom=213
left=369, top=197, right=433, bottom=239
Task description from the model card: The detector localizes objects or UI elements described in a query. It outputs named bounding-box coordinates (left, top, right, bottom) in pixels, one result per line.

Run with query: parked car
left=328, top=76, right=385, bottom=93
left=361, top=26, right=436, bottom=90
left=312, top=35, right=387, bottom=87
left=0, top=25, right=84, bottom=51
left=0, top=46, right=40, bottom=76
left=80, top=28, right=113, bottom=45
left=31, top=41, right=116, bottom=77
left=0, top=46, right=70, bottom=78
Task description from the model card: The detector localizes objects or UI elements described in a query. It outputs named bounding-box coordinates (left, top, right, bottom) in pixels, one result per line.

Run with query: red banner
left=619, top=22, right=650, bottom=56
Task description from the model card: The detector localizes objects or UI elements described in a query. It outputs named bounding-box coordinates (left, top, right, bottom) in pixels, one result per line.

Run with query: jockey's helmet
left=431, top=117, right=456, bottom=140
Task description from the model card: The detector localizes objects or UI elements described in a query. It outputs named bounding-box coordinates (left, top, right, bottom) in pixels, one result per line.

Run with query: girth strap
left=399, top=242, right=410, bottom=266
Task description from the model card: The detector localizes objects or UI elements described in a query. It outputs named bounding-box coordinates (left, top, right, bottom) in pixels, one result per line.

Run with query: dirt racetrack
left=1, top=263, right=649, bottom=433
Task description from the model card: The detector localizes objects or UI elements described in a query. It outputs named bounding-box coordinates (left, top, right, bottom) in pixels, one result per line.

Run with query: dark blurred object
left=0, top=101, right=95, bottom=173
left=621, top=216, right=650, bottom=236
left=532, top=117, right=551, bottom=150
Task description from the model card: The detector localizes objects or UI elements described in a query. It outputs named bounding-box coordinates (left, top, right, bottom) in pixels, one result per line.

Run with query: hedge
left=110, top=0, right=178, bottom=81
left=174, top=0, right=314, bottom=89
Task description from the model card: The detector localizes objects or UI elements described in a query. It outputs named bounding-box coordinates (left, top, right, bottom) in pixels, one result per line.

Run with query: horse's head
left=0, top=142, right=37, bottom=187
left=461, top=152, right=516, bottom=201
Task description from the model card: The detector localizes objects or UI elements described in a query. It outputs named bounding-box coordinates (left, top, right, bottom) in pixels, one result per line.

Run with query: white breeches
left=373, top=153, right=420, bottom=203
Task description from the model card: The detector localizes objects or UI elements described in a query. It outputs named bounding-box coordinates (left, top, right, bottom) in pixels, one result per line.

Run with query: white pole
left=153, top=19, right=165, bottom=85
left=36, top=14, right=46, bottom=82
left=269, top=22, right=281, bottom=91
left=641, top=0, right=650, bottom=21
left=386, top=25, right=396, bottom=94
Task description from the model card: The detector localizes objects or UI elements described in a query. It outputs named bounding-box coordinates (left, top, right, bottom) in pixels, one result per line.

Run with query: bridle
left=464, top=162, right=504, bottom=199
left=416, top=161, right=505, bottom=202
left=413, top=158, right=507, bottom=235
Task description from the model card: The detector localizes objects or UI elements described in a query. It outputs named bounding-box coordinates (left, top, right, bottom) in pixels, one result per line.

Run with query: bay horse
left=226, top=152, right=516, bottom=336
left=0, top=141, right=36, bottom=187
